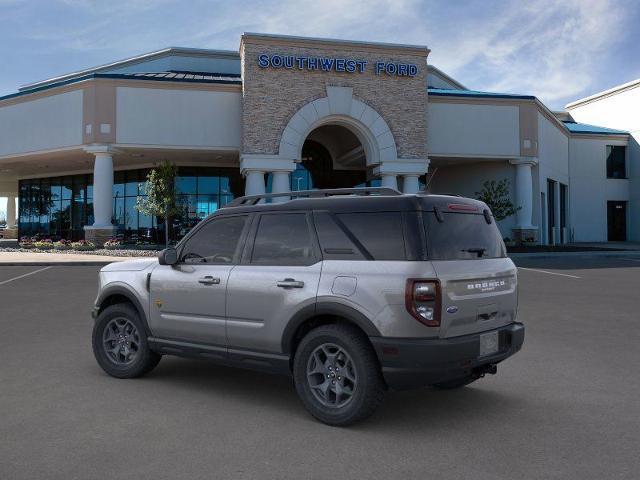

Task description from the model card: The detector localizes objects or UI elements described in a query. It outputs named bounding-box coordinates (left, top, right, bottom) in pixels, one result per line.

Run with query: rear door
left=149, top=214, right=250, bottom=346
left=226, top=212, right=322, bottom=353
left=423, top=210, right=517, bottom=338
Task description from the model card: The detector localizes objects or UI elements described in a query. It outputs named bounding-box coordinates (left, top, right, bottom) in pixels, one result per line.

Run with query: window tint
left=606, top=145, right=626, bottom=179
left=336, top=212, right=406, bottom=260
left=424, top=212, right=505, bottom=260
left=313, top=212, right=366, bottom=260
left=251, top=214, right=315, bottom=265
left=180, top=215, right=247, bottom=264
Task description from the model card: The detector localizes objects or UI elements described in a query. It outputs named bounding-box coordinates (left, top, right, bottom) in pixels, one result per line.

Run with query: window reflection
left=18, top=167, right=243, bottom=242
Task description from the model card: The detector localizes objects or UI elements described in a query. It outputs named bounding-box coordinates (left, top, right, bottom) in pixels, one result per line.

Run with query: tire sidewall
left=92, top=304, right=157, bottom=378
left=293, top=325, right=383, bottom=426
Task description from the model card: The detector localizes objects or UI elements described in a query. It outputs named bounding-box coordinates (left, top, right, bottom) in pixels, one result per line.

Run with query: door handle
left=198, top=276, right=221, bottom=285
left=277, top=278, right=305, bottom=288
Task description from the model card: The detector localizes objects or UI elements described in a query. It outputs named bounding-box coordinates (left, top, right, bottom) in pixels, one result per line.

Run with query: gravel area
left=0, top=247, right=159, bottom=257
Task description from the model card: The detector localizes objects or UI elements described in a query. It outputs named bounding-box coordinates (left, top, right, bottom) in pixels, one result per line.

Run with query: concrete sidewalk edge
left=509, top=250, right=640, bottom=259
left=0, top=261, right=117, bottom=266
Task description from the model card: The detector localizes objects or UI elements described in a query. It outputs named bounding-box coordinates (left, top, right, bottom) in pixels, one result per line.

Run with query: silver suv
left=91, top=188, right=524, bottom=426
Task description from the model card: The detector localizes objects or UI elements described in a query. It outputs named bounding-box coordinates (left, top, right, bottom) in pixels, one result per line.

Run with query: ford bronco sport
left=91, top=187, right=524, bottom=426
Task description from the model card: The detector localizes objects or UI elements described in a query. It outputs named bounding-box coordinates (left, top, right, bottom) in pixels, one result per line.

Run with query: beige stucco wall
left=116, top=86, right=242, bottom=148
left=0, top=90, right=83, bottom=157
left=240, top=36, right=428, bottom=160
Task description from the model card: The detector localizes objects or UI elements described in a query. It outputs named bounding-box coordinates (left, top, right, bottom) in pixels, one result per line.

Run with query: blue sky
left=1, top=0, right=639, bottom=217
left=1, top=0, right=639, bottom=108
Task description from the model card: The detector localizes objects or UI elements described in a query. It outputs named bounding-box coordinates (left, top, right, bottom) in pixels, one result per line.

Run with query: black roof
left=220, top=193, right=488, bottom=216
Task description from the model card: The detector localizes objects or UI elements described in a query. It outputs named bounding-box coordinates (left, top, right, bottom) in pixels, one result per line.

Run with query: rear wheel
left=293, top=324, right=385, bottom=426
left=92, top=303, right=161, bottom=378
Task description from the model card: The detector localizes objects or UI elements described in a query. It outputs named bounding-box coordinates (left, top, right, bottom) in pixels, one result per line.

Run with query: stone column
left=6, top=195, right=16, bottom=228
left=271, top=171, right=291, bottom=203
left=244, top=170, right=266, bottom=196
left=374, top=159, right=429, bottom=194
left=2, top=194, right=18, bottom=239
left=240, top=154, right=296, bottom=200
left=510, top=158, right=538, bottom=243
left=84, top=145, right=117, bottom=246
left=402, top=175, right=421, bottom=194
left=380, top=174, right=398, bottom=190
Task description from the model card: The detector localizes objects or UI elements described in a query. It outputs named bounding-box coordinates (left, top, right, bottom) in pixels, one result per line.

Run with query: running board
left=148, top=337, right=291, bottom=375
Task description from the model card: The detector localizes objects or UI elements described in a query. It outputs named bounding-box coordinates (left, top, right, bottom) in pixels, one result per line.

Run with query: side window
left=251, top=213, right=315, bottom=266
left=606, top=145, right=626, bottom=179
left=180, top=215, right=247, bottom=264
left=313, top=212, right=366, bottom=260
left=336, top=212, right=406, bottom=260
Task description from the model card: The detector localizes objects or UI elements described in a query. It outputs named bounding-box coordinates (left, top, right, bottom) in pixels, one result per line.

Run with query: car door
left=226, top=212, right=322, bottom=354
left=148, top=214, right=250, bottom=347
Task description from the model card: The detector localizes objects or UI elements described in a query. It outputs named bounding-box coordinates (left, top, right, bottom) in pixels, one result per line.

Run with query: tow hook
left=473, top=363, right=497, bottom=379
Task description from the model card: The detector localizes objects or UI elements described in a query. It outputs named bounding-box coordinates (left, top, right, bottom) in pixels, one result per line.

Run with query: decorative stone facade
left=240, top=34, right=429, bottom=161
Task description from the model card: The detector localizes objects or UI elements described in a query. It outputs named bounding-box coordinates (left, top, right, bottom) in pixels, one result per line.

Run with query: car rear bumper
left=370, top=322, right=525, bottom=390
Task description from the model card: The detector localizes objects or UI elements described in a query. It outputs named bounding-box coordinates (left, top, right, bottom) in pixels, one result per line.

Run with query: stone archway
left=278, top=86, right=398, bottom=166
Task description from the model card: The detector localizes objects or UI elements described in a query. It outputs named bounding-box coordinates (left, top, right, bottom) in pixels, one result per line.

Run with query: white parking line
left=620, top=258, right=640, bottom=263
left=0, top=266, right=52, bottom=286
left=518, top=267, right=581, bottom=279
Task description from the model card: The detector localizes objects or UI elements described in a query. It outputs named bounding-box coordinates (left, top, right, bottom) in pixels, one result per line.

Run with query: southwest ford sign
left=257, top=54, right=418, bottom=77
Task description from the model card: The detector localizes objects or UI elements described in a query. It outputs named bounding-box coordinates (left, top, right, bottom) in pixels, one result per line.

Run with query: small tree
left=475, top=179, right=520, bottom=222
left=136, top=161, right=181, bottom=247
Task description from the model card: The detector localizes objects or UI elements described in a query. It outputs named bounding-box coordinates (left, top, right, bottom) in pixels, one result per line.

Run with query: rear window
left=423, top=212, right=506, bottom=260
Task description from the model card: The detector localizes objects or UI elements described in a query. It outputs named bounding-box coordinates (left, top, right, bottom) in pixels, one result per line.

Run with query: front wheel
left=92, top=303, right=161, bottom=378
left=293, top=324, right=385, bottom=426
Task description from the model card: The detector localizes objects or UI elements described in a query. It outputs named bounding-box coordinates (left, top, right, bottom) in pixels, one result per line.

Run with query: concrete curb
left=509, top=251, right=640, bottom=259
left=0, top=261, right=116, bottom=266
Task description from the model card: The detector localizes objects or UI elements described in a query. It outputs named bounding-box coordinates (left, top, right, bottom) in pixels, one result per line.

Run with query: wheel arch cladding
left=96, top=286, right=151, bottom=336
left=282, top=302, right=382, bottom=355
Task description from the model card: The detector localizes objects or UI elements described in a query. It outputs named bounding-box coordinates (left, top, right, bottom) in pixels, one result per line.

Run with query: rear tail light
left=405, top=279, right=441, bottom=327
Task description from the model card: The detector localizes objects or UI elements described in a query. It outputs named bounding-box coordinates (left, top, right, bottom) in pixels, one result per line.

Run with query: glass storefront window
left=18, top=167, right=243, bottom=242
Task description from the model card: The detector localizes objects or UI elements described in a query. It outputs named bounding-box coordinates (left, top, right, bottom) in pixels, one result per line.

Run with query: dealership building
left=0, top=33, right=637, bottom=244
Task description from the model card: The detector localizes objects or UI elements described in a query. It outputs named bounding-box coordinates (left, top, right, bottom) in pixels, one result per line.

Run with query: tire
left=293, top=324, right=385, bottom=426
left=432, top=375, right=478, bottom=390
left=92, top=303, right=161, bottom=379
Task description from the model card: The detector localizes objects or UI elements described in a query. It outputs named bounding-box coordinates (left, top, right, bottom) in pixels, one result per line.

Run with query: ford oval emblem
left=446, top=306, right=459, bottom=314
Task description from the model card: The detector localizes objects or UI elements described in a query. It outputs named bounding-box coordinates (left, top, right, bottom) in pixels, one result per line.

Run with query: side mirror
left=158, top=247, right=178, bottom=266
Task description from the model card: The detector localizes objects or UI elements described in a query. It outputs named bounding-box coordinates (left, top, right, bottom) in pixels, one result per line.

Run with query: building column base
left=512, top=227, right=538, bottom=244
left=1, top=227, right=18, bottom=239
left=84, top=226, right=116, bottom=246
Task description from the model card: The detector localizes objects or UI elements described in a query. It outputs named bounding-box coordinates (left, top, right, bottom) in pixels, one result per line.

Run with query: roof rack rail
left=225, top=187, right=402, bottom=207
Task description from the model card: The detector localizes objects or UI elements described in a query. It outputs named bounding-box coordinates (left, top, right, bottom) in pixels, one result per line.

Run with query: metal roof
left=19, top=47, right=240, bottom=92
left=428, top=87, right=535, bottom=100
left=0, top=71, right=241, bottom=103
left=562, top=121, right=628, bottom=135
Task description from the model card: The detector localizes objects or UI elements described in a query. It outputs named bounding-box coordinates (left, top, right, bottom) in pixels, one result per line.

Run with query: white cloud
left=3, top=0, right=634, bottom=108
left=426, top=0, right=630, bottom=107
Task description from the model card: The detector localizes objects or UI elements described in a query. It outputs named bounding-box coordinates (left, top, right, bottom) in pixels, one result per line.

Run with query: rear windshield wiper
left=461, top=247, right=487, bottom=258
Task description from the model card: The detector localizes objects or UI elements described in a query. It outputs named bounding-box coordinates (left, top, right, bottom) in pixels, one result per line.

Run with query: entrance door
left=148, top=214, right=250, bottom=346
left=607, top=201, right=627, bottom=241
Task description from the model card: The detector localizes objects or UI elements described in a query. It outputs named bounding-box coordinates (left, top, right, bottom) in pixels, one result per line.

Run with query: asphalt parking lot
left=1, top=256, right=639, bottom=479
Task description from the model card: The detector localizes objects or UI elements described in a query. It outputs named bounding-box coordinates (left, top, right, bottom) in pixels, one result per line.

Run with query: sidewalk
left=0, top=251, right=151, bottom=266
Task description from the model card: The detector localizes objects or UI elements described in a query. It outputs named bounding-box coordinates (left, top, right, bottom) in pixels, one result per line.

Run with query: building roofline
left=428, top=88, right=535, bottom=100
left=565, top=78, right=640, bottom=109
left=240, top=32, right=430, bottom=56
left=19, top=47, right=240, bottom=92
left=2, top=72, right=241, bottom=103
left=427, top=65, right=466, bottom=90
left=428, top=88, right=630, bottom=139
left=562, top=120, right=629, bottom=135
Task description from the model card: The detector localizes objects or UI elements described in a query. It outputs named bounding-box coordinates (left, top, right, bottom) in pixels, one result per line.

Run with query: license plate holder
left=479, top=331, right=499, bottom=357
